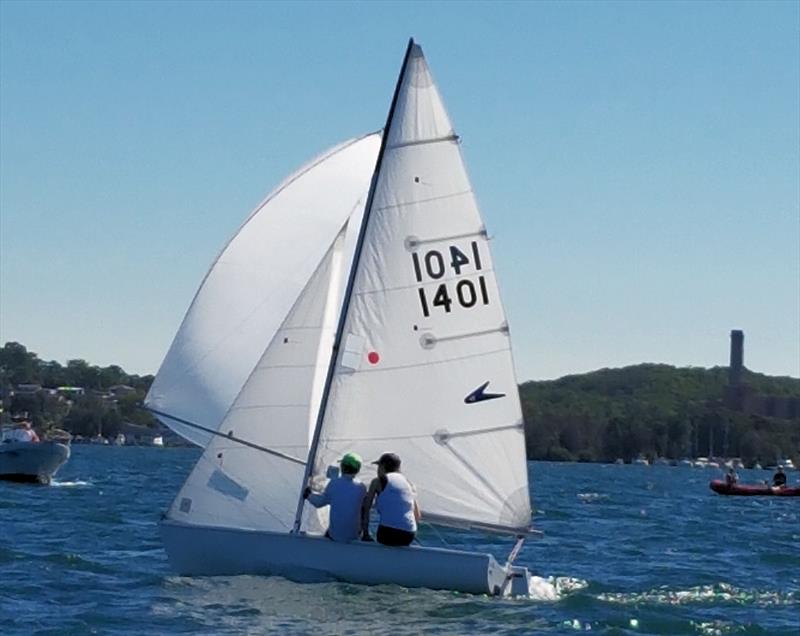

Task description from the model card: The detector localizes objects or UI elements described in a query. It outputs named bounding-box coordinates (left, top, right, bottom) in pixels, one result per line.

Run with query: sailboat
left=146, top=39, right=536, bottom=596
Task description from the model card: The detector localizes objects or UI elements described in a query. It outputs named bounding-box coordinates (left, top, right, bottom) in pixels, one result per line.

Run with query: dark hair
left=375, top=452, right=401, bottom=473
left=341, top=463, right=358, bottom=475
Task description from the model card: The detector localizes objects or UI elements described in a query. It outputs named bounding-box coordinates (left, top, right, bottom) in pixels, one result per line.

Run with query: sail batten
left=387, top=133, right=459, bottom=150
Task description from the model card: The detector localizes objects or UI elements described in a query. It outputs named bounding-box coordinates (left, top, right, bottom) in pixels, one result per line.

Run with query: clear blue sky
left=1, top=1, right=798, bottom=381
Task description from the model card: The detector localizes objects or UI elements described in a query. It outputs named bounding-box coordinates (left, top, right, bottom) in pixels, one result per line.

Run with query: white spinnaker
left=312, top=44, right=531, bottom=532
left=167, top=229, right=347, bottom=532
left=145, top=134, right=380, bottom=446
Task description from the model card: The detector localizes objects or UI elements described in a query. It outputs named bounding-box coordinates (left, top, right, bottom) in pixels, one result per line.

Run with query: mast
left=291, top=39, right=416, bottom=533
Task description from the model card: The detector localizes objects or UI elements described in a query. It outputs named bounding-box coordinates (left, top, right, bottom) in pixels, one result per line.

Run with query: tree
left=0, top=342, right=38, bottom=384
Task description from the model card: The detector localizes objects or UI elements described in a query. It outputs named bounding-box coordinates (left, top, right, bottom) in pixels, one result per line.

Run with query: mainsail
left=145, top=134, right=380, bottom=446
left=306, top=43, right=531, bottom=533
left=166, top=228, right=348, bottom=532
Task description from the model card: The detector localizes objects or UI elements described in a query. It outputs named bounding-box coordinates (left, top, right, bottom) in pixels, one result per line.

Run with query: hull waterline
left=160, top=519, right=515, bottom=595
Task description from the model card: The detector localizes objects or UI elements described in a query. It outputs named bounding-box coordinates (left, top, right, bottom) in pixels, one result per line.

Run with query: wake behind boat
left=709, top=480, right=800, bottom=497
left=147, top=39, right=538, bottom=596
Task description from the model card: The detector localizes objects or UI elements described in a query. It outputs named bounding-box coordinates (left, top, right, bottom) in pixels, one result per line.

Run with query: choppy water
left=1, top=447, right=797, bottom=635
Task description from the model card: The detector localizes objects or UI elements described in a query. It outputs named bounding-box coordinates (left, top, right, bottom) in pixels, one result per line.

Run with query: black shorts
left=377, top=525, right=415, bottom=546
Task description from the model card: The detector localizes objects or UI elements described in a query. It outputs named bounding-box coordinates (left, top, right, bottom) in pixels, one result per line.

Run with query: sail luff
left=291, top=39, right=417, bottom=533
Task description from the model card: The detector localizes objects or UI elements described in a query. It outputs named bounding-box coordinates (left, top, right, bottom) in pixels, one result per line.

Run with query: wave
left=596, top=582, right=797, bottom=608
left=577, top=492, right=610, bottom=503
left=527, top=576, right=589, bottom=601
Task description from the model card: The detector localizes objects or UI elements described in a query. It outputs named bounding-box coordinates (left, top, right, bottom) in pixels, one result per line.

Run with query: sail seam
left=373, top=189, right=472, bottom=213
left=337, top=346, right=512, bottom=374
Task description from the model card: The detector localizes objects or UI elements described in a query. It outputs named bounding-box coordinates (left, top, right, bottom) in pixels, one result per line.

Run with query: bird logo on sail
left=464, top=381, right=505, bottom=404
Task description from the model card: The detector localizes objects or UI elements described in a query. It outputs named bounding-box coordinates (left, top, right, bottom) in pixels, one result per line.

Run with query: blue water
left=1, top=447, right=797, bottom=635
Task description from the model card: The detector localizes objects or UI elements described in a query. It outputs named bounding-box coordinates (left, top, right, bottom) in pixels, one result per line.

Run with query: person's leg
left=377, top=525, right=415, bottom=546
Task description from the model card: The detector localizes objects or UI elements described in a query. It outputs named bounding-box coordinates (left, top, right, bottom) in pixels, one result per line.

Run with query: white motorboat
left=0, top=429, right=70, bottom=484
left=148, top=39, right=537, bottom=597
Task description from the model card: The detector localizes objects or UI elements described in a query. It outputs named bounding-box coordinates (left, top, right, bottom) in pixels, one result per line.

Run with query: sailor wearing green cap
left=303, top=452, right=367, bottom=542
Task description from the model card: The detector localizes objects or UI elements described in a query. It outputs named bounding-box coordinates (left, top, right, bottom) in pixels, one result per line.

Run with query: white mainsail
left=308, top=44, right=531, bottom=533
left=145, top=134, right=380, bottom=446
left=167, top=229, right=348, bottom=532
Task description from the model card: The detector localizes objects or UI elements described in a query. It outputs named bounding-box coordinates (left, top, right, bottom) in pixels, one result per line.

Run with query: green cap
left=340, top=452, right=362, bottom=473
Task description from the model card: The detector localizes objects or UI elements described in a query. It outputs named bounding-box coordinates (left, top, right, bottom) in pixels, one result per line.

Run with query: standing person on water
left=361, top=452, right=421, bottom=546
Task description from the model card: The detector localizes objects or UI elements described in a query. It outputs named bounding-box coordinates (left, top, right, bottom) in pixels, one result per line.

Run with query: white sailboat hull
left=160, top=519, right=511, bottom=595
left=0, top=441, right=70, bottom=484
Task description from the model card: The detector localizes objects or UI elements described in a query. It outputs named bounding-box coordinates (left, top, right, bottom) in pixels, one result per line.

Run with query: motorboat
left=710, top=480, right=800, bottom=497
left=0, top=428, right=71, bottom=484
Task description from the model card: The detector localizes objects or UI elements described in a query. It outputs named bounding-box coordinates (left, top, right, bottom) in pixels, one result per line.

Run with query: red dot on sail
left=367, top=351, right=380, bottom=364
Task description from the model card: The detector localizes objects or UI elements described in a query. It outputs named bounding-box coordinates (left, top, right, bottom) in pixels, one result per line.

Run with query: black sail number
left=412, top=241, right=489, bottom=317
left=412, top=241, right=484, bottom=283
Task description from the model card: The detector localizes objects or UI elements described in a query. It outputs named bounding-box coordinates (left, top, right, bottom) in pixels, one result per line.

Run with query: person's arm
left=361, top=478, right=380, bottom=539
left=304, top=482, right=330, bottom=509
left=31, top=430, right=40, bottom=443
left=413, top=499, right=421, bottom=522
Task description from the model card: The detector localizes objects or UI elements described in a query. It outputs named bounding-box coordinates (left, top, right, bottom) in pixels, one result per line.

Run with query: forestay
left=145, top=134, right=380, bottom=447
left=167, top=229, right=349, bottom=533
left=310, top=44, right=531, bottom=533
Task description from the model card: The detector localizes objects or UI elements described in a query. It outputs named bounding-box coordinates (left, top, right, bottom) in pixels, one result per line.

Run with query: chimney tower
left=729, top=330, right=744, bottom=386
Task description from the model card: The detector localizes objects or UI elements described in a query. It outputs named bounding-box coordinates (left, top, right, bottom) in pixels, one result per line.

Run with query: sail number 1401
left=411, top=242, right=489, bottom=317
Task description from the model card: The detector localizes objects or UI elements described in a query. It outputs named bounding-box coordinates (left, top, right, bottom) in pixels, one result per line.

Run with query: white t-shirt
left=376, top=472, right=417, bottom=532
left=307, top=475, right=367, bottom=542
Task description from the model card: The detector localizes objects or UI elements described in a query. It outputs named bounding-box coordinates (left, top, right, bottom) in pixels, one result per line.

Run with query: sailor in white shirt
left=361, top=452, right=421, bottom=546
left=303, top=452, right=367, bottom=542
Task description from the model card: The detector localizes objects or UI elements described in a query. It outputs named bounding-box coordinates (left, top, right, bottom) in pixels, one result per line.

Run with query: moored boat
left=709, top=480, right=800, bottom=497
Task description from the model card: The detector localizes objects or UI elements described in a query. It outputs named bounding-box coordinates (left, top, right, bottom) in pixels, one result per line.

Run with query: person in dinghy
left=303, top=452, right=367, bottom=542
left=361, top=453, right=421, bottom=546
